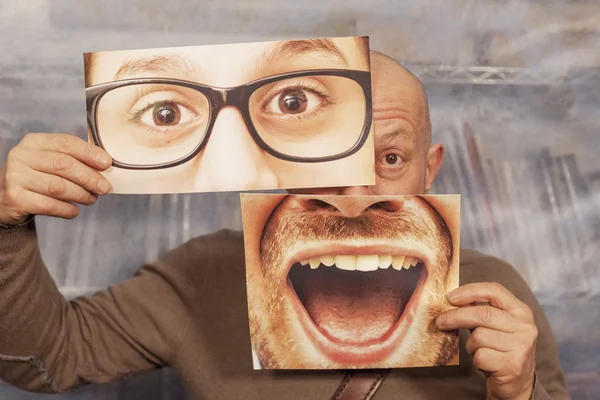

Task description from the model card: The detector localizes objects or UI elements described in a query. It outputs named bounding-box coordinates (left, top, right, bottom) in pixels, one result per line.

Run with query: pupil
left=279, top=90, right=307, bottom=114
left=153, top=103, right=180, bottom=126
left=386, top=154, right=398, bottom=164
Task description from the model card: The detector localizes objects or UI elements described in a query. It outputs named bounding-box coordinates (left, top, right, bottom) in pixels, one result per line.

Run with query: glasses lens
left=249, top=74, right=367, bottom=159
left=96, top=83, right=210, bottom=166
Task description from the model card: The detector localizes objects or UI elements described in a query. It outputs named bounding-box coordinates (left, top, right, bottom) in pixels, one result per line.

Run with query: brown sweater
left=0, top=219, right=571, bottom=399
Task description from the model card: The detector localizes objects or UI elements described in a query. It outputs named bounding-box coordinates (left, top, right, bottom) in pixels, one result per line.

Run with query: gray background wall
left=1, top=0, right=599, bottom=399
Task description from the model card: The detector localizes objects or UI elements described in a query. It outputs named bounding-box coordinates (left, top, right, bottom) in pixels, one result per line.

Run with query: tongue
left=291, top=267, right=414, bottom=344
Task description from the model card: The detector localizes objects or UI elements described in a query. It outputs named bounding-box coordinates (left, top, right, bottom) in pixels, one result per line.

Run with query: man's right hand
left=0, top=133, right=112, bottom=226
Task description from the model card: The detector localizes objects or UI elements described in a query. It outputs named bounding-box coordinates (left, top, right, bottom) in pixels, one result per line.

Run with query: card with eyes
left=83, top=36, right=375, bottom=194
left=240, top=193, right=461, bottom=370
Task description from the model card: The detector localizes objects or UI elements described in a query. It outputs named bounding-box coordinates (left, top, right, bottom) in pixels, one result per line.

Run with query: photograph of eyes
left=83, top=36, right=375, bottom=194
left=240, top=193, right=460, bottom=370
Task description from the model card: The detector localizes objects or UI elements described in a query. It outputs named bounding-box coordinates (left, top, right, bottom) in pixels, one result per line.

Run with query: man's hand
left=0, top=133, right=112, bottom=225
left=436, top=282, right=538, bottom=400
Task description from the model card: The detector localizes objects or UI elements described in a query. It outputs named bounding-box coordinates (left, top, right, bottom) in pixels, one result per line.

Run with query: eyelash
left=267, top=83, right=334, bottom=119
left=273, top=82, right=331, bottom=99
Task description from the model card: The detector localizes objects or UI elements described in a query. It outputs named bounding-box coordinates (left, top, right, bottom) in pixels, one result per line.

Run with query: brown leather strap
left=331, top=369, right=390, bottom=400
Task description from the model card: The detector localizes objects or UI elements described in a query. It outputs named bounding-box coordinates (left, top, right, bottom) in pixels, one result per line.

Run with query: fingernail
left=97, top=154, right=112, bottom=168
left=447, top=289, right=460, bottom=302
left=98, top=179, right=111, bottom=194
left=435, top=314, right=445, bottom=328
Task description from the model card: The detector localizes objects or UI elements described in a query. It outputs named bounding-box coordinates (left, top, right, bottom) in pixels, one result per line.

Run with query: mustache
left=260, top=207, right=452, bottom=274
left=265, top=208, right=426, bottom=243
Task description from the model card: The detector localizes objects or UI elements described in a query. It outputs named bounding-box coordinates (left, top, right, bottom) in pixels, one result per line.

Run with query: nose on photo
left=287, top=195, right=405, bottom=218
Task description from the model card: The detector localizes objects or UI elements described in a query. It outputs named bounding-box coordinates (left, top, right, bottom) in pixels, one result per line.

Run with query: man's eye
left=382, top=153, right=403, bottom=166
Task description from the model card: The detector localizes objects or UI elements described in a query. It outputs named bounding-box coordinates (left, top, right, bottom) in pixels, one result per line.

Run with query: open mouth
left=286, top=249, right=427, bottom=365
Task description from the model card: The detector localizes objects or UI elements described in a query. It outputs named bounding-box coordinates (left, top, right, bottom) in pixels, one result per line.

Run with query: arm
left=0, top=132, right=169, bottom=391
left=0, top=217, right=208, bottom=393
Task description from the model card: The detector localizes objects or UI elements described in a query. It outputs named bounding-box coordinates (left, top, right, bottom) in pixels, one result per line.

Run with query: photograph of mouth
left=241, top=193, right=461, bottom=370
left=83, top=36, right=375, bottom=194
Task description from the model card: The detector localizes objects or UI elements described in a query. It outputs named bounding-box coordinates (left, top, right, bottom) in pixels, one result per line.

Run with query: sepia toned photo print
left=240, top=193, right=461, bottom=370
left=83, top=36, right=375, bottom=194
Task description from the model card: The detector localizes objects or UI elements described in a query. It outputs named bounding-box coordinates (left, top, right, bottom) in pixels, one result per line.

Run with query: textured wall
left=1, top=1, right=599, bottom=399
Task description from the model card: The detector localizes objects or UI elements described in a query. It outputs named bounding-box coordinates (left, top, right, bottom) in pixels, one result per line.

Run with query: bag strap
left=331, top=369, right=390, bottom=400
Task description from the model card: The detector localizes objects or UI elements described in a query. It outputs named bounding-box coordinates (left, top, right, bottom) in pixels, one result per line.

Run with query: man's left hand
left=436, top=282, right=538, bottom=400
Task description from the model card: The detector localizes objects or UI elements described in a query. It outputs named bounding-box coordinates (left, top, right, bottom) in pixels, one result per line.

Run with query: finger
left=472, top=347, right=504, bottom=374
left=436, top=304, right=517, bottom=333
left=16, top=190, right=80, bottom=220
left=23, top=150, right=111, bottom=195
left=465, top=327, right=513, bottom=355
left=20, top=167, right=98, bottom=206
left=24, top=133, right=112, bottom=170
left=446, top=282, right=527, bottom=316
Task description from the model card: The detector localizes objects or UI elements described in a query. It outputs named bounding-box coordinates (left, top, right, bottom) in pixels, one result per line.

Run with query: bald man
left=0, top=51, right=570, bottom=399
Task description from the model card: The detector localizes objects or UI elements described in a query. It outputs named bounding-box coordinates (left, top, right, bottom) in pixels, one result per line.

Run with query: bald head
left=369, top=50, right=432, bottom=148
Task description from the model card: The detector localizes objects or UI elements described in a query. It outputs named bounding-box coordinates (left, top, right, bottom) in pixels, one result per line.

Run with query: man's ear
left=425, top=143, right=444, bottom=192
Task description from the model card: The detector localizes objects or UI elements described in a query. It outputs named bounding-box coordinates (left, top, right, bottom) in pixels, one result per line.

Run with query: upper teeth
left=299, top=255, right=421, bottom=272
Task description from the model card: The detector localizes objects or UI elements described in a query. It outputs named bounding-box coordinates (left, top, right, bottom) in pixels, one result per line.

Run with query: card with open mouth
left=240, top=193, right=461, bottom=370
left=82, top=36, right=375, bottom=194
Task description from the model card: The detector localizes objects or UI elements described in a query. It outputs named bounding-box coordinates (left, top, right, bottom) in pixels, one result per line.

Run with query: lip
left=287, top=264, right=428, bottom=366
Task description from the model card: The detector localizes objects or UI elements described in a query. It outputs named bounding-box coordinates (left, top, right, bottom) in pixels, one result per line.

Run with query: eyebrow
left=112, top=54, right=198, bottom=80
left=377, top=129, right=416, bottom=147
left=111, top=39, right=348, bottom=81
left=259, top=39, right=349, bottom=67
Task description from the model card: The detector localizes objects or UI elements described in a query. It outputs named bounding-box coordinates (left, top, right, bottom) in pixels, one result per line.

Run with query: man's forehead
left=371, top=55, right=428, bottom=129
left=374, top=121, right=416, bottom=145
left=373, top=85, right=424, bottom=120
left=372, top=91, right=428, bottom=148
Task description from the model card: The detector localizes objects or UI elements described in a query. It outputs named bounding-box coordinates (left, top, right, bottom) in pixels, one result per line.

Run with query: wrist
left=487, top=377, right=535, bottom=400
left=512, top=377, right=535, bottom=400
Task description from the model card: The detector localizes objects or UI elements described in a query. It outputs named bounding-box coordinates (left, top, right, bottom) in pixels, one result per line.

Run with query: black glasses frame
left=85, top=69, right=373, bottom=170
